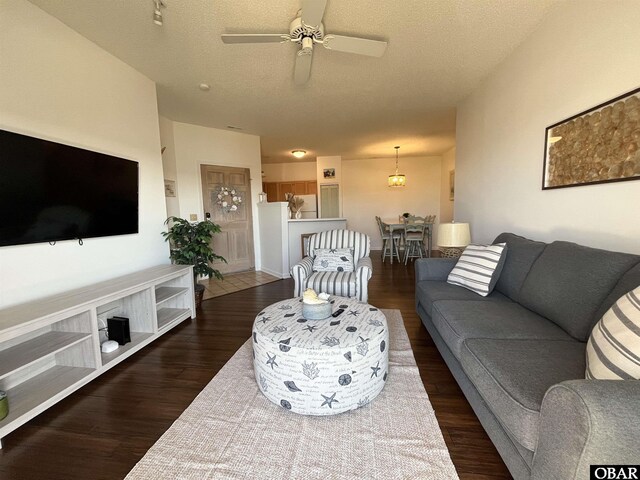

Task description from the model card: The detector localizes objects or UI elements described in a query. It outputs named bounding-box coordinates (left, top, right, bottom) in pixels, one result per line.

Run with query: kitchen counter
left=257, top=203, right=347, bottom=279
left=288, top=218, right=347, bottom=222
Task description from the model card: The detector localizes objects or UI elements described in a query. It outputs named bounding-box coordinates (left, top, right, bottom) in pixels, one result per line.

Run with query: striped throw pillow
left=586, top=286, right=640, bottom=380
left=446, top=243, right=507, bottom=297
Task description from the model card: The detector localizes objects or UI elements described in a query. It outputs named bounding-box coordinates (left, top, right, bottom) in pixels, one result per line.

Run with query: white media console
left=0, top=264, right=195, bottom=447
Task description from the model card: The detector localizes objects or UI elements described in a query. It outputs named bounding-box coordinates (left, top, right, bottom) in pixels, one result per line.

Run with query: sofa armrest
left=356, top=256, right=373, bottom=279
left=355, top=256, right=373, bottom=302
left=532, top=380, right=640, bottom=480
left=415, top=258, right=457, bottom=282
left=290, top=256, right=314, bottom=297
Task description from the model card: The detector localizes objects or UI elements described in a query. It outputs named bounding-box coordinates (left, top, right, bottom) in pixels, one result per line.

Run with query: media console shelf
left=0, top=264, right=194, bottom=448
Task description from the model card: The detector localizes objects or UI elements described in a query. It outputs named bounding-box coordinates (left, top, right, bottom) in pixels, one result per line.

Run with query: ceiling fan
left=221, top=0, right=388, bottom=85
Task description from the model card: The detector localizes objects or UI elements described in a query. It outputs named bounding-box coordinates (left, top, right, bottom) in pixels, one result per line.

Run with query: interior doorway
left=201, top=164, right=255, bottom=274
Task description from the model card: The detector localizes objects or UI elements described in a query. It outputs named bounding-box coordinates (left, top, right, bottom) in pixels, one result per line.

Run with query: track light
left=153, top=0, right=166, bottom=26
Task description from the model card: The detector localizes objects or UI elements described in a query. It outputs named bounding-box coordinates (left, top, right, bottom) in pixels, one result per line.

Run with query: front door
left=201, top=164, right=254, bottom=274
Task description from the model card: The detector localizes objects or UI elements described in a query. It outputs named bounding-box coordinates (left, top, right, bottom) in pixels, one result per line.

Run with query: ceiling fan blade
left=322, top=35, right=388, bottom=57
left=221, top=34, right=290, bottom=44
left=294, top=49, right=313, bottom=85
left=301, top=0, right=327, bottom=27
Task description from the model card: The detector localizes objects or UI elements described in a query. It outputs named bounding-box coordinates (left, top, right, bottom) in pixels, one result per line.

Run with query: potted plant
left=161, top=216, right=226, bottom=308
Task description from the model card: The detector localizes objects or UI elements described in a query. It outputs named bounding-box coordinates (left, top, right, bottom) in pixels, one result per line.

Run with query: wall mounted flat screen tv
left=0, top=129, right=139, bottom=247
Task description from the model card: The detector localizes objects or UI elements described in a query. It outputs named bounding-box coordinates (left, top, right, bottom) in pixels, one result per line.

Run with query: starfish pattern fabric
left=253, top=296, right=388, bottom=415
left=266, top=353, right=278, bottom=369
left=370, top=361, right=381, bottom=378
left=321, top=392, right=339, bottom=408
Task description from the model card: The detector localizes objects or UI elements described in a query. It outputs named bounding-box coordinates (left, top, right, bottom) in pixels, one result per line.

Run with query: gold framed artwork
left=542, top=86, right=640, bottom=190
left=449, top=170, right=455, bottom=200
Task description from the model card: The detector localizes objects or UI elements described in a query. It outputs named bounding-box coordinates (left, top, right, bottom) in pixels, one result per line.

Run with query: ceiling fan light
left=291, top=150, right=306, bottom=158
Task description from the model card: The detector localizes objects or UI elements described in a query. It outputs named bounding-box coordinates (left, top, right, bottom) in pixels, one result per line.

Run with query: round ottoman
left=252, top=296, right=389, bottom=415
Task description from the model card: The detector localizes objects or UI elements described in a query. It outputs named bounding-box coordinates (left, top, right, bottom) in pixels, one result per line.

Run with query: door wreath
left=216, top=187, right=242, bottom=213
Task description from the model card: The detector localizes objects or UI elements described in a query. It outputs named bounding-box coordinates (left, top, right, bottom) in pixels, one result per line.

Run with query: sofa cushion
left=460, top=338, right=586, bottom=451
left=305, top=271, right=356, bottom=298
left=415, top=281, right=508, bottom=318
left=431, top=300, right=574, bottom=360
left=447, top=243, right=507, bottom=297
left=492, top=233, right=547, bottom=302
left=587, top=286, right=640, bottom=380
left=591, top=261, right=640, bottom=332
left=518, top=241, right=640, bottom=341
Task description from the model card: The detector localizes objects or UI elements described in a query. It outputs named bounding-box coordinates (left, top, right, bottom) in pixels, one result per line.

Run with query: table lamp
left=437, top=222, right=470, bottom=258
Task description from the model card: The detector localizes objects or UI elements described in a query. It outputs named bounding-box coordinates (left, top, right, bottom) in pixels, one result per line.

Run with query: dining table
left=381, top=218, right=434, bottom=264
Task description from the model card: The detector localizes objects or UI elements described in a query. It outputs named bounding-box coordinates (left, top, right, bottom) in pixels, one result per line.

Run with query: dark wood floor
left=0, top=253, right=511, bottom=480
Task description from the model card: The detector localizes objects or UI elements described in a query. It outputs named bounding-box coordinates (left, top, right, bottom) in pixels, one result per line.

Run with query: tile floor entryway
left=200, top=270, right=280, bottom=300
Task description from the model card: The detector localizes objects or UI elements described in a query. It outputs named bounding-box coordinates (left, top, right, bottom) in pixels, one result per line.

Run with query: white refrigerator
left=297, top=194, right=318, bottom=218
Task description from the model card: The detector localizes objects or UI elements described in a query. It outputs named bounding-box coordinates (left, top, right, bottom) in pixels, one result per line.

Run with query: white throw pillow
left=446, top=243, right=507, bottom=297
left=312, top=248, right=355, bottom=272
left=586, top=286, right=640, bottom=380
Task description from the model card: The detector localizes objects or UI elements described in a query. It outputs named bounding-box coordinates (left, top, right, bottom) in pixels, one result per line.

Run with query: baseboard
left=259, top=267, right=289, bottom=279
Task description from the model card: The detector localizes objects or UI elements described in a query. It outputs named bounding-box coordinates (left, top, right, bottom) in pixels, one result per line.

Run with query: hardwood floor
left=0, top=253, right=511, bottom=480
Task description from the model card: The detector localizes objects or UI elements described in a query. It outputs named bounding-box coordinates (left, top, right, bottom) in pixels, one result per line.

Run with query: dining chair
left=375, top=216, right=401, bottom=263
left=418, top=214, right=437, bottom=258
left=403, top=216, right=427, bottom=264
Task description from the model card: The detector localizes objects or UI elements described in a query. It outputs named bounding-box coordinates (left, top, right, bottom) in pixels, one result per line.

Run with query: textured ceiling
left=29, top=0, right=557, bottom=163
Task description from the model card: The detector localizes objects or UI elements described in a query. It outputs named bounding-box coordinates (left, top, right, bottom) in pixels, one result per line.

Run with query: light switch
left=189, top=214, right=198, bottom=221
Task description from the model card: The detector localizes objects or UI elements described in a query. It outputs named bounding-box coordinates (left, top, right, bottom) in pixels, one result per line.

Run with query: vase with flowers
left=285, top=193, right=305, bottom=219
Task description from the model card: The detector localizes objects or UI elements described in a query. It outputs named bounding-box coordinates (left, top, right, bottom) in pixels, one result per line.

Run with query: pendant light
left=388, top=146, right=406, bottom=187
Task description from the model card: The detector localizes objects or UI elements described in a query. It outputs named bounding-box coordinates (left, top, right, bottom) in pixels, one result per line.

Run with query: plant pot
left=195, top=283, right=206, bottom=309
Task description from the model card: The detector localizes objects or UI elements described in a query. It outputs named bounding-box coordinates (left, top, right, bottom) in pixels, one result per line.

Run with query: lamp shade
left=437, top=223, right=471, bottom=247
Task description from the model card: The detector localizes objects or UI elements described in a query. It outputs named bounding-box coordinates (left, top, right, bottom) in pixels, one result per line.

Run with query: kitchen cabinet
left=262, top=180, right=317, bottom=202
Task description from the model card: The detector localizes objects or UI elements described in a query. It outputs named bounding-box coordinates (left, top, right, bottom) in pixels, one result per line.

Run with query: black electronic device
left=332, top=308, right=345, bottom=318
left=0, top=128, right=139, bottom=247
left=107, top=316, right=131, bottom=345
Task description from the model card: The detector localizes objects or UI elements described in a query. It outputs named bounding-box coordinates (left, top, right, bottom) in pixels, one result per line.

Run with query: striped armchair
left=291, top=230, right=373, bottom=302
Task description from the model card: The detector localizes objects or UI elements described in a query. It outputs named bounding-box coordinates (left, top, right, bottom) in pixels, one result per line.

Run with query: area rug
left=126, top=310, right=459, bottom=479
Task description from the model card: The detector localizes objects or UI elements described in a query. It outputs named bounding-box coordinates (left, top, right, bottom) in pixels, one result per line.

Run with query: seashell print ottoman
left=252, top=296, right=389, bottom=415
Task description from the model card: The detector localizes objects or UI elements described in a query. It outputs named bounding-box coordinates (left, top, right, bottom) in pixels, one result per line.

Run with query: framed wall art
left=164, top=179, right=176, bottom=197
left=542, top=86, right=640, bottom=190
left=323, top=168, right=335, bottom=179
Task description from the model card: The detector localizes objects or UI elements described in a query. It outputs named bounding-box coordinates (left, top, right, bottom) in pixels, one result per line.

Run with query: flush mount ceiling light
left=199, top=83, right=211, bottom=91
left=291, top=150, right=306, bottom=158
left=153, top=0, right=166, bottom=26
left=388, top=146, right=406, bottom=187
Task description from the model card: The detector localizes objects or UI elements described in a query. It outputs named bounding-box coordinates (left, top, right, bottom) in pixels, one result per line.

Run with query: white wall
left=257, top=203, right=289, bottom=278
left=159, top=116, right=180, bottom=218
left=169, top=121, right=263, bottom=269
left=342, top=156, right=442, bottom=250
left=456, top=1, right=640, bottom=254
left=0, top=0, right=168, bottom=308
left=440, top=147, right=456, bottom=223
left=262, top=162, right=317, bottom=182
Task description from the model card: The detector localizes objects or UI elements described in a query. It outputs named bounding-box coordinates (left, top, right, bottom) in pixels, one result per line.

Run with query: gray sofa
left=415, top=233, right=640, bottom=480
